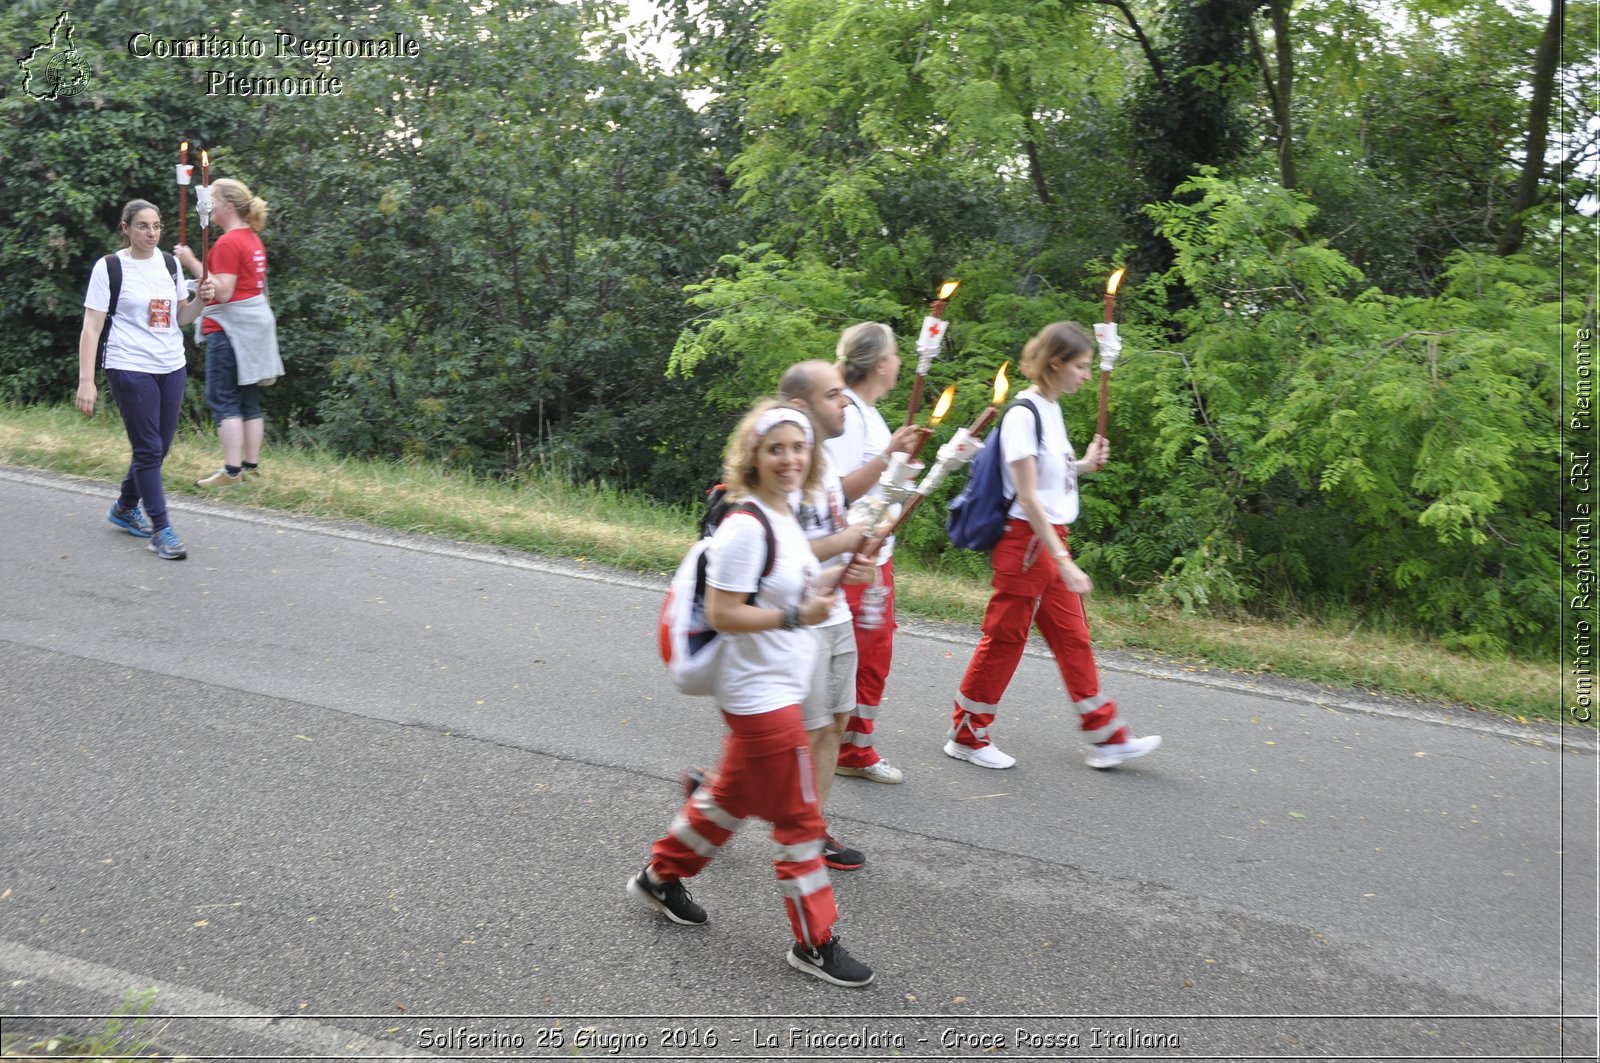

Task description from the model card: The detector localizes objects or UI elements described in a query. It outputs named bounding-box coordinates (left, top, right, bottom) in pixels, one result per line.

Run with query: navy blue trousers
left=106, top=367, right=186, bottom=531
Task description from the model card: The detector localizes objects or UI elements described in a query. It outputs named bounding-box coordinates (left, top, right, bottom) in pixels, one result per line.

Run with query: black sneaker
left=787, top=936, right=874, bottom=987
left=628, top=867, right=707, bottom=925
left=681, top=767, right=709, bottom=798
left=823, top=834, right=865, bottom=871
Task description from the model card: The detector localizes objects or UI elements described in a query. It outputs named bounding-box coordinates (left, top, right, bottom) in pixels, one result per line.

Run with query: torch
left=966, top=361, right=1011, bottom=437
left=906, top=384, right=956, bottom=465
left=906, top=280, right=960, bottom=426
left=175, top=141, right=192, bottom=250
left=1094, top=268, right=1125, bottom=439
left=832, top=364, right=1008, bottom=588
left=196, top=149, right=213, bottom=283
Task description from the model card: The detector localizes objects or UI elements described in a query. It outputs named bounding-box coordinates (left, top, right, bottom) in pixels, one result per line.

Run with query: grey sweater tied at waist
left=202, top=294, right=283, bottom=386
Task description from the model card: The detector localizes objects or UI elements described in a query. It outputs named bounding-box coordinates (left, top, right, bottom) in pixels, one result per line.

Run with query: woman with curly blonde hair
left=630, top=398, right=875, bottom=988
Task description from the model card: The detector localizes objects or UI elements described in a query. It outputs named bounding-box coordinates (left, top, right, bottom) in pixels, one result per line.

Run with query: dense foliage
left=1, top=0, right=1589, bottom=656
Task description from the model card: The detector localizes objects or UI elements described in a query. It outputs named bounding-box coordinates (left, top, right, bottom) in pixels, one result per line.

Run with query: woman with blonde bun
left=824, top=322, right=921, bottom=785
left=176, top=177, right=279, bottom=488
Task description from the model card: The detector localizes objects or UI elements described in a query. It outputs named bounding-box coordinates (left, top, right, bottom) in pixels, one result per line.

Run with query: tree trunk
left=1095, top=0, right=1166, bottom=84
left=1498, top=0, right=1563, bottom=255
left=1250, top=1, right=1297, bottom=189
left=1270, top=0, right=1295, bottom=190
left=1024, top=136, right=1055, bottom=207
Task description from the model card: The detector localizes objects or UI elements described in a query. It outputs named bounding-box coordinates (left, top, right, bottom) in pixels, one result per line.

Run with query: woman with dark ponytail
left=78, top=199, right=210, bottom=560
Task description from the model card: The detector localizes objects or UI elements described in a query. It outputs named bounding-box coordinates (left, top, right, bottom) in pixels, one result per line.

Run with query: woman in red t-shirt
left=176, top=178, right=270, bottom=488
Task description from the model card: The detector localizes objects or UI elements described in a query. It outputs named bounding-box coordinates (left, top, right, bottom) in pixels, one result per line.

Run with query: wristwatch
left=781, top=604, right=801, bottom=630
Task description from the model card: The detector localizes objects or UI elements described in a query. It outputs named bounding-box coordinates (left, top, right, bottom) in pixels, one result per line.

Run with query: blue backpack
left=945, top=399, right=1042, bottom=551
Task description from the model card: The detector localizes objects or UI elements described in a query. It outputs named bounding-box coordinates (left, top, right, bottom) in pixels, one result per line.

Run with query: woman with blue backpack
left=946, top=321, right=1162, bottom=771
left=631, top=398, right=876, bottom=988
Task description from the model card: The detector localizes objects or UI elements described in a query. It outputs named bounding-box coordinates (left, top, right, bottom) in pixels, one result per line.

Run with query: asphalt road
left=1, top=466, right=1594, bottom=1062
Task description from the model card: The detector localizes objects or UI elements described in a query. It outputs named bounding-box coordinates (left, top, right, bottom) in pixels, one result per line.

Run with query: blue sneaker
left=147, top=526, right=187, bottom=560
left=107, top=501, right=153, bottom=538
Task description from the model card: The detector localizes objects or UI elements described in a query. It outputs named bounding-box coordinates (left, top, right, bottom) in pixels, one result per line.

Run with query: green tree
left=1498, top=0, right=1566, bottom=254
left=0, top=0, right=249, bottom=408
left=1120, top=173, right=1563, bottom=653
left=252, top=1, right=743, bottom=495
left=1125, top=0, right=1260, bottom=275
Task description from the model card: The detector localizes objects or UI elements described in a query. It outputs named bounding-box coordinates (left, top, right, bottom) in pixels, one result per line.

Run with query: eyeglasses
left=130, top=223, right=162, bottom=232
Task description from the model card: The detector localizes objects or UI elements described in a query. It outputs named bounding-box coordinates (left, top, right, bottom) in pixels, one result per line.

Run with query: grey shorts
left=803, top=621, right=858, bottom=731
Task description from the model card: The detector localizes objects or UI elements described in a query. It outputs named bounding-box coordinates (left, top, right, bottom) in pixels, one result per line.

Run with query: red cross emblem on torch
left=907, top=280, right=960, bottom=426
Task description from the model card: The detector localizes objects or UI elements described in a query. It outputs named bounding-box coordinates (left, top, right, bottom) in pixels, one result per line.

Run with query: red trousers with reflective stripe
left=649, top=704, right=837, bottom=947
left=837, top=557, right=895, bottom=768
left=952, top=520, right=1125, bottom=749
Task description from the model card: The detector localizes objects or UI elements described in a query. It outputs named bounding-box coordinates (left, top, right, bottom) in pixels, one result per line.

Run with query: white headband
left=753, top=407, right=814, bottom=446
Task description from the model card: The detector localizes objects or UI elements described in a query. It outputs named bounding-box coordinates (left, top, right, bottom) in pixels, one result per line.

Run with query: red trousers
left=649, top=704, right=837, bottom=947
left=837, top=557, right=895, bottom=768
left=952, top=520, right=1128, bottom=749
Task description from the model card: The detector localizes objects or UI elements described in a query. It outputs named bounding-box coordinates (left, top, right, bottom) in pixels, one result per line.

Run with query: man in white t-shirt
left=780, top=360, right=874, bottom=870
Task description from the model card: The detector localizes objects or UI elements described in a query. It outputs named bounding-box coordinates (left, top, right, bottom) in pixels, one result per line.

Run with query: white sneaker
left=1085, top=734, right=1162, bottom=770
left=835, top=759, right=904, bottom=784
left=943, top=740, right=1016, bottom=770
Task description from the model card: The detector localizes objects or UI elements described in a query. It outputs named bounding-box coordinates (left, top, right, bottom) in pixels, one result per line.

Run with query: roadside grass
left=0, top=988, right=183, bottom=1061
left=0, top=403, right=1565, bottom=723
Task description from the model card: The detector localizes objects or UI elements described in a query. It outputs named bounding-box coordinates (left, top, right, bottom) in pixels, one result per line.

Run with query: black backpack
left=658, top=488, right=776, bottom=695
left=95, top=251, right=181, bottom=370
left=698, top=484, right=775, bottom=572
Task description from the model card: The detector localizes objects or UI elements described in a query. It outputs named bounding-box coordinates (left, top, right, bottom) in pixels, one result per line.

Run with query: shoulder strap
left=162, top=250, right=180, bottom=290
left=997, top=397, right=1044, bottom=458
left=733, top=501, right=776, bottom=580
left=103, top=253, right=122, bottom=319
left=96, top=254, right=122, bottom=372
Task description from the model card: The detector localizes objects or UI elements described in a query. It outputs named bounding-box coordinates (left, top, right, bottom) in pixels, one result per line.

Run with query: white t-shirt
left=823, top=388, right=897, bottom=563
left=83, top=249, right=187, bottom=373
left=706, top=496, right=821, bottom=715
left=1000, top=390, right=1079, bottom=525
left=791, top=457, right=853, bottom=629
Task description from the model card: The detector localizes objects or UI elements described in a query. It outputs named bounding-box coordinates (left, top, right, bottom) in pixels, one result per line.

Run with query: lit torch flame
left=181, top=140, right=189, bottom=153
left=938, top=280, right=960, bottom=301
left=992, top=361, right=1010, bottom=406
left=1106, top=268, right=1125, bottom=296
left=930, top=385, right=955, bottom=425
